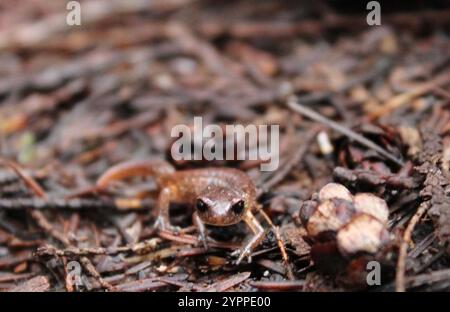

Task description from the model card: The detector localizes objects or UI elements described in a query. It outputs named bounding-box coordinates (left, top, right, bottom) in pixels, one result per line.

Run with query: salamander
left=96, top=159, right=265, bottom=264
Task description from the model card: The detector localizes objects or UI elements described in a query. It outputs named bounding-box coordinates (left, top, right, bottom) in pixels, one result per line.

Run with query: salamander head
left=195, top=185, right=248, bottom=226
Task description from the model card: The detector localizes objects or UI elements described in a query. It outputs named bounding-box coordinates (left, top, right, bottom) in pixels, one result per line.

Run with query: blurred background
left=0, top=0, right=449, bottom=172
left=0, top=0, right=449, bottom=292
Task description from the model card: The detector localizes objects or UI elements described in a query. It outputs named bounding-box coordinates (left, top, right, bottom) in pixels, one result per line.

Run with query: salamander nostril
left=196, top=199, right=208, bottom=212
left=231, top=200, right=245, bottom=214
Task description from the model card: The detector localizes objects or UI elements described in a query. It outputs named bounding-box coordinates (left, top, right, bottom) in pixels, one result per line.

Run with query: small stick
left=158, top=229, right=240, bottom=250
left=333, top=166, right=418, bottom=189
left=0, top=159, right=113, bottom=291
left=256, top=259, right=286, bottom=275
left=156, top=277, right=203, bottom=291
left=0, top=169, right=42, bottom=186
left=8, top=275, right=50, bottom=292
left=395, top=201, right=431, bottom=292
left=113, top=274, right=190, bottom=292
left=0, top=159, right=47, bottom=199
left=405, top=268, right=450, bottom=289
left=249, top=280, right=305, bottom=291
left=0, top=159, right=69, bottom=245
left=257, top=208, right=295, bottom=280
left=80, top=257, right=114, bottom=291
left=259, top=127, right=320, bottom=191
left=35, top=238, right=161, bottom=258
left=369, top=71, right=450, bottom=119
left=124, top=245, right=208, bottom=265
left=203, top=272, right=251, bottom=292
left=287, top=97, right=405, bottom=166
left=0, top=197, right=153, bottom=211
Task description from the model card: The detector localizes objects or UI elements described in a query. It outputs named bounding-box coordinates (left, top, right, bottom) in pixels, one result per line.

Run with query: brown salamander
left=96, top=159, right=265, bottom=264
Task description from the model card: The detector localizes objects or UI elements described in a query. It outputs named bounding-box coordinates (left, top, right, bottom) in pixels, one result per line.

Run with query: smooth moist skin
left=96, top=159, right=264, bottom=264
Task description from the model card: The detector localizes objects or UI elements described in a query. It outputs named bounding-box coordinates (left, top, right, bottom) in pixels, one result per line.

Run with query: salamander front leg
left=193, top=211, right=208, bottom=249
left=153, top=187, right=180, bottom=232
left=231, top=210, right=265, bottom=265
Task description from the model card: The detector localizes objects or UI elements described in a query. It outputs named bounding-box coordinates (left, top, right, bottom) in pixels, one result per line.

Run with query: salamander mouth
left=200, top=215, right=241, bottom=227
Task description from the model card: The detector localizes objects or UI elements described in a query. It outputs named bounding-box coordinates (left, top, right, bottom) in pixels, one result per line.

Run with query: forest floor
left=0, top=0, right=449, bottom=292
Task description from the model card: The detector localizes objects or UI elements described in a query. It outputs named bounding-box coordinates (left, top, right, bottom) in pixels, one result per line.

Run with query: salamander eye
left=232, top=200, right=245, bottom=214
left=196, top=199, right=208, bottom=212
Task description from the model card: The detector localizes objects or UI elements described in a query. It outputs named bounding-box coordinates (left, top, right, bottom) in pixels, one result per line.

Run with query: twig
left=256, top=259, right=285, bottom=275
left=0, top=198, right=153, bottom=211
left=395, top=201, right=430, bottom=292
left=287, top=96, right=405, bottom=166
left=158, top=229, right=240, bottom=250
left=333, top=166, right=418, bottom=189
left=0, top=273, right=36, bottom=283
left=408, top=233, right=435, bottom=258
left=203, top=272, right=251, bottom=292
left=124, top=245, right=210, bottom=265
left=0, top=159, right=69, bottom=245
left=0, top=159, right=47, bottom=199
left=249, top=280, right=305, bottom=291
left=0, top=159, right=113, bottom=291
left=369, top=71, right=450, bottom=119
left=258, top=127, right=320, bottom=191
left=114, top=274, right=188, bottom=292
left=35, top=238, right=161, bottom=258
left=257, top=209, right=295, bottom=280
left=8, top=276, right=50, bottom=292
left=405, top=268, right=450, bottom=289
left=0, top=0, right=189, bottom=50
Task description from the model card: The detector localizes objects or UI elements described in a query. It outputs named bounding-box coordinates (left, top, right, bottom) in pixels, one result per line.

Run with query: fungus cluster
left=298, top=183, right=393, bottom=287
